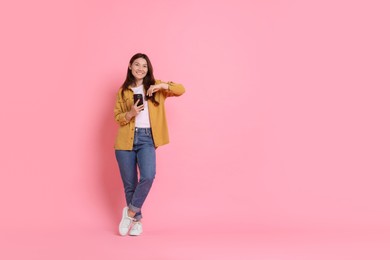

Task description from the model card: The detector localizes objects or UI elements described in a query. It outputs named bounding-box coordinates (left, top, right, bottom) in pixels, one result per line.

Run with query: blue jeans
left=115, top=127, right=156, bottom=221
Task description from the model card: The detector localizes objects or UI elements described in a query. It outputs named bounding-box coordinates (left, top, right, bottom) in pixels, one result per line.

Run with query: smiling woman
left=114, top=53, right=185, bottom=236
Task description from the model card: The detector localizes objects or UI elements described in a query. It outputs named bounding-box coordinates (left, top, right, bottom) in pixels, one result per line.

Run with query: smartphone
left=133, top=94, right=144, bottom=110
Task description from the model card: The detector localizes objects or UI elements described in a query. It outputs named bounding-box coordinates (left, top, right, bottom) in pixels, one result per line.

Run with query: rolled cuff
left=128, top=203, right=141, bottom=213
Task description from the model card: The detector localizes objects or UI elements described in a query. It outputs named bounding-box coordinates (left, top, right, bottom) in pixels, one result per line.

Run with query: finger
left=135, top=99, right=140, bottom=105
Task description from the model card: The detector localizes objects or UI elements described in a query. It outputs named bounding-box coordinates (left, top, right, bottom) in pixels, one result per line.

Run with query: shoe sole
left=129, top=232, right=143, bottom=236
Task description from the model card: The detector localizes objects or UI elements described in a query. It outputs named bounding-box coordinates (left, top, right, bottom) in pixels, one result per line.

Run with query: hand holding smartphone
left=133, top=94, right=144, bottom=110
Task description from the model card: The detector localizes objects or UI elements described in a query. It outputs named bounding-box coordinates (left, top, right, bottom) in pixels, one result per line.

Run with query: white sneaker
left=129, top=221, right=143, bottom=236
left=119, top=207, right=134, bottom=236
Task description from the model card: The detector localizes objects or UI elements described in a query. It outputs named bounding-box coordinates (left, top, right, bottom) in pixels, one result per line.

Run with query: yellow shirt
left=114, top=80, right=185, bottom=150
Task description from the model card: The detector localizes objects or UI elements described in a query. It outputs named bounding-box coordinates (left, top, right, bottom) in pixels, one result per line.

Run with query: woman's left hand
left=147, top=83, right=169, bottom=97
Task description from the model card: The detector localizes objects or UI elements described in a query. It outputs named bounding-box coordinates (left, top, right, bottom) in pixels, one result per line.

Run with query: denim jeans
left=115, top=127, right=156, bottom=221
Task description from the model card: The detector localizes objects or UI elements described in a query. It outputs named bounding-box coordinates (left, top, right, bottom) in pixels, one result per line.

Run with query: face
left=129, top=58, right=148, bottom=81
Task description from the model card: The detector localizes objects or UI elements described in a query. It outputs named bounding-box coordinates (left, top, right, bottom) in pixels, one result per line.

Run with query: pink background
left=1, top=0, right=390, bottom=259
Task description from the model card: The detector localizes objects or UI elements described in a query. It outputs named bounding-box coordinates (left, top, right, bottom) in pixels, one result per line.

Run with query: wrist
left=126, top=112, right=132, bottom=121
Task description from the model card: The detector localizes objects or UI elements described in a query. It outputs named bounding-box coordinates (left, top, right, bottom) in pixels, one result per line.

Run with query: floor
left=2, top=227, right=390, bottom=259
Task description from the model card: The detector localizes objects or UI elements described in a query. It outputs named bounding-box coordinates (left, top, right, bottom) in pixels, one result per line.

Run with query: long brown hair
left=120, top=53, right=159, bottom=105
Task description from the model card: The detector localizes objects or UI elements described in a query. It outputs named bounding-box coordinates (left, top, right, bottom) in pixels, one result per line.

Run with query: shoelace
left=121, top=216, right=135, bottom=227
left=132, top=222, right=141, bottom=230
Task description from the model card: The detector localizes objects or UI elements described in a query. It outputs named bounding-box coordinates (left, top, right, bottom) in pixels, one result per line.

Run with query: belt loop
left=134, top=127, right=151, bottom=133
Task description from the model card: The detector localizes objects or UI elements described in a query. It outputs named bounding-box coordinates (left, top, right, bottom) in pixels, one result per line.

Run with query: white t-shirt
left=131, top=84, right=151, bottom=128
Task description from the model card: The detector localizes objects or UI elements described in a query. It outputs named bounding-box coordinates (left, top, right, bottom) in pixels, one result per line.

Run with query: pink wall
left=1, top=0, right=390, bottom=242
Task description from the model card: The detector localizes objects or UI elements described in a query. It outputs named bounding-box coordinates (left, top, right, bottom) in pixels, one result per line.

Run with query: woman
left=114, top=53, right=185, bottom=236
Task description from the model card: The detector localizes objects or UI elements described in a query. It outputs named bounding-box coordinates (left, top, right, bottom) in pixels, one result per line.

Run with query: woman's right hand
left=125, top=99, right=144, bottom=121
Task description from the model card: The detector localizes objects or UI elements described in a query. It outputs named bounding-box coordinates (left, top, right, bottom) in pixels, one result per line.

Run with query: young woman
left=114, top=53, right=185, bottom=236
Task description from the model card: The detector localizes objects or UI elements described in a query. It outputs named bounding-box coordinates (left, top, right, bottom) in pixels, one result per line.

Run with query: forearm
left=125, top=111, right=135, bottom=122
left=164, top=81, right=185, bottom=97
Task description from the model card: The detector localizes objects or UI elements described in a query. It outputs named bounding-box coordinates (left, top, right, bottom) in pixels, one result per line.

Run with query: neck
left=135, top=79, right=143, bottom=87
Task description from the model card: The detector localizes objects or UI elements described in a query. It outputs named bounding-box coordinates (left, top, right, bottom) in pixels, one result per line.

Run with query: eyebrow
left=135, top=62, right=147, bottom=66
